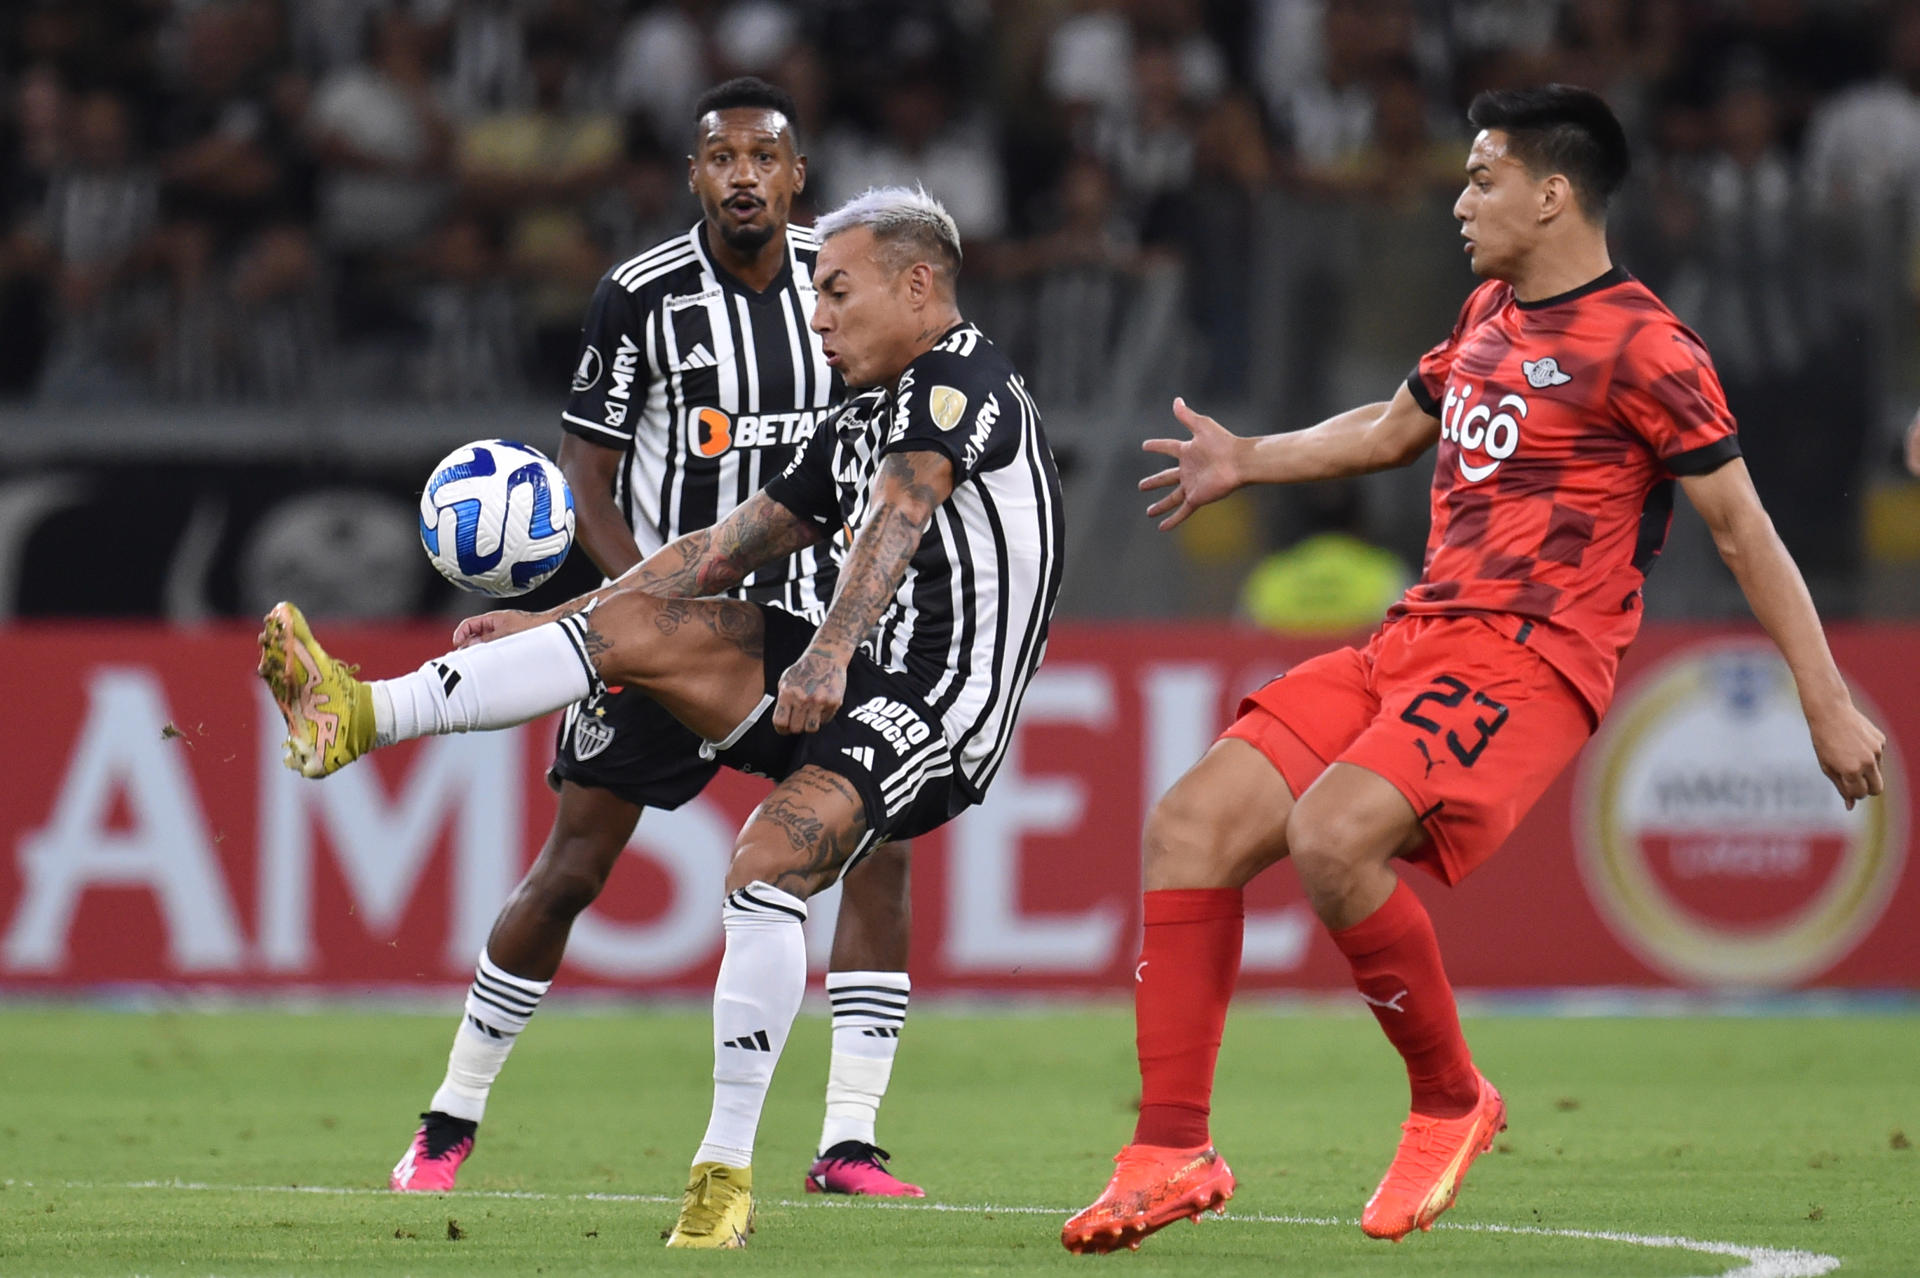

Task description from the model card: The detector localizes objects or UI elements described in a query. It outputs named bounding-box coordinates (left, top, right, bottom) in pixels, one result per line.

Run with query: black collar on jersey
left=691, top=220, right=797, bottom=302
left=1514, top=264, right=1631, bottom=310
left=832, top=387, right=890, bottom=433
left=881, top=320, right=975, bottom=402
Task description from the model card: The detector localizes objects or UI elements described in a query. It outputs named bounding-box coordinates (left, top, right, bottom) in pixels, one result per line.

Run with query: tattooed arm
left=772, top=449, right=956, bottom=734
left=613, top=490, right=826, bottom=599
left=452, top=490, right=826, bottom=648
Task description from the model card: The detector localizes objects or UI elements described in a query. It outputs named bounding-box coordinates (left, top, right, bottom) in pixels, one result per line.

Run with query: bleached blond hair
left=814, top=185, right=962, bottom=285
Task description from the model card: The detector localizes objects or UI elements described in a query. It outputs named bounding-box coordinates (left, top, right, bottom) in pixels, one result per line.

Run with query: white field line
left=13, top=1179, right=1840, bottom=1278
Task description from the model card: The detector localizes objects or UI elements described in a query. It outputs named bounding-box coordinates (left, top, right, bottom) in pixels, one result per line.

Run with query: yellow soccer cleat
left=664, top=1162, right=755, bottom=1249
left=257, top=601, right=375, bottom=778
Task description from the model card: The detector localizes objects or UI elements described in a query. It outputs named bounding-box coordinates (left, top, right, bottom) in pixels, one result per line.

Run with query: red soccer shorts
left=1222, top=614, right=1594, bottom=885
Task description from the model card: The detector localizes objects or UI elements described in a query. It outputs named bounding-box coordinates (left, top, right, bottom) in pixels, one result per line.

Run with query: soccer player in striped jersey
left=1063, top=85, right=1886, bottom=1254
left=258, top=185, right=1063, bottom=1248
left=388, top=79, right=922, bottom=1201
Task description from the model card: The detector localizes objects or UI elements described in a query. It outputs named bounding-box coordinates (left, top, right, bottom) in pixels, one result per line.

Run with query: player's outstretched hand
left=453, top=608, right=540, bottom=649
left=1808, top=700, right=1886, bottom=810
left=775, top=647, right=847, bottom=735
left=1141, top=397, right=1247, bottom=531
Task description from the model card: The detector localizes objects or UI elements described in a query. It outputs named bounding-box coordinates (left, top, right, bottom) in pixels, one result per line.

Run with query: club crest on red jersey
left=1522, top=357, right=1572, bottom=388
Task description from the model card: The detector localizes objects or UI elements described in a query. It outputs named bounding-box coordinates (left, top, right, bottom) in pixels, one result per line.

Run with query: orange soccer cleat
left=1060, top=1142, right=1235, bottom=1254
left=1361, top=1070, right=1507, bottom=1241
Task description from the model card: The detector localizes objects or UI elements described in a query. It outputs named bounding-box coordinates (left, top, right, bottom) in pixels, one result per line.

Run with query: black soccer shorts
left=547, top=682, right=721, bottom=810
left=703, top=604, right=971, bottom=868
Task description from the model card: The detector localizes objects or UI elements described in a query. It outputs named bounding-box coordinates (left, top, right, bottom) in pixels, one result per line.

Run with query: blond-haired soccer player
left=261, top=185, right=1062, bottom=1247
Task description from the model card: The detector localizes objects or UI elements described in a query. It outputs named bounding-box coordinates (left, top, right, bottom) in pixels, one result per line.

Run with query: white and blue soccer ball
left=418, top=440, right=576, bottom=596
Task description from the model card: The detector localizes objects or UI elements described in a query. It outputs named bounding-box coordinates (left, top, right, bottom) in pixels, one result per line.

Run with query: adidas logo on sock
left=677, top=341, right=718, bottom=371
left=723, top=1029, right=772, bottom=1051
left=433, top=661, right=462, bottom=697
left=467, top=1014, right=504, bottom=1039
left=860, top=1026, right=901, bottom=1038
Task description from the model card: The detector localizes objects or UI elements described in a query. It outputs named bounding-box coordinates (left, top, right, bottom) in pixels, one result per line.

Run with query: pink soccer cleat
left=390, top=1111, right=476, bottom=1192
left=804, top=1141, right=925, bottom=1197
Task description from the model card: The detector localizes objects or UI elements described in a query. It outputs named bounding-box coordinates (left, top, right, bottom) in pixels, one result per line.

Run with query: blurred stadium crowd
left=3, top=0, right=1918, bottom=617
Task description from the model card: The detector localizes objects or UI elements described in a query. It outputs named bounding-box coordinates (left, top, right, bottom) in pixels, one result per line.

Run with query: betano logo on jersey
left=686, top=406, right=829, bottom=459
left=1574, top=641, right=1905, bottom=987
left=1439, top=382, right=1526, bottom=483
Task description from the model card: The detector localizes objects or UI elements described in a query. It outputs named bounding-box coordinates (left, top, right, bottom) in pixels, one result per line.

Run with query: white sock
left=428, top=949, right=553, bottom=1123
left=371, top=616, right=597, bottom=747
left=693, top=882, right=808, bottom=1169
left=819, top=970, right=910, bottom=1154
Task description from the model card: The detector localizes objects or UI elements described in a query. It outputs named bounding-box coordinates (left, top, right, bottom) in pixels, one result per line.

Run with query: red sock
left=1329, top=877, right=1478, bottom=1118
left=1132, top=888, right=1243, bottom=1148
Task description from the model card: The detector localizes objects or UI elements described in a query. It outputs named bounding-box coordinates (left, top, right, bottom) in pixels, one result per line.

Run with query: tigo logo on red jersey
left=1439, top=382, right=1527, bottom=483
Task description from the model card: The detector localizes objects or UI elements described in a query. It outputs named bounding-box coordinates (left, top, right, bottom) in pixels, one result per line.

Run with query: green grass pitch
left=2, top=1005, right=1914, bottom=1275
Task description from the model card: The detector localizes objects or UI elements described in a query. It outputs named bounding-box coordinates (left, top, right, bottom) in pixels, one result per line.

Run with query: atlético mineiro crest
left=1522, top=357, right=1572, bottom=388
left=572, top=709, right=614, bottom=761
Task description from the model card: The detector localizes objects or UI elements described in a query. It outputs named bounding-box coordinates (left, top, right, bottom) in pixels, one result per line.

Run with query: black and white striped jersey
left=560, top=222, right=842, bottom=619
left=764, top=322, right=1065, bottom=801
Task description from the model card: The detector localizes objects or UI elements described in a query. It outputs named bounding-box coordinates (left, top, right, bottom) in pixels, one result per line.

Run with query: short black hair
left=1466, top=85, right=1629, bottom=218
left=693, top=77, right=802, bottom=149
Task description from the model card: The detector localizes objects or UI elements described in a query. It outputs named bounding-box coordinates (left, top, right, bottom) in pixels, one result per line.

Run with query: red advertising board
left=1, top=622, right=1914, bottom=994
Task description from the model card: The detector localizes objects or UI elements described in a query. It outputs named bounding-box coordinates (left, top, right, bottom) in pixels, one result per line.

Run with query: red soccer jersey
left=1396, top=266, right=1741, bottom=721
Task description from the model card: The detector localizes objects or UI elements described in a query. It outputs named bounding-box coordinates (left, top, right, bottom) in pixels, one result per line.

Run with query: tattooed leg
left=729, top=766, right=871, bottom=899
left=694, top=764, right=868, bottom=1172
left=573, top=590, right=770, bottom=744
left=646, top=597, right=766, bottom=661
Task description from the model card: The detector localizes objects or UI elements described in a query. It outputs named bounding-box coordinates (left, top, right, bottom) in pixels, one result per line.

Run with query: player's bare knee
left=1286, top=805, right=1385, bottom=901
left=725, top=834, right=833, bottom=901
left=522, top=845, right=617, bottom=920
left=1142, top=788, right=1235, bottom=887
left=1290, top=805, right=1351, bottom=886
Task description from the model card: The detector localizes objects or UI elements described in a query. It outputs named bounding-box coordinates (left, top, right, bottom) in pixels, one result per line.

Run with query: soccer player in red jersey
left=1062, top=85, right=1888, bottom=1254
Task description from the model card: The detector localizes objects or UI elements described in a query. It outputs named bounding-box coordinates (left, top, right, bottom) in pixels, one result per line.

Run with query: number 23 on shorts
left=1397, top=674, right=1510, bottom=768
